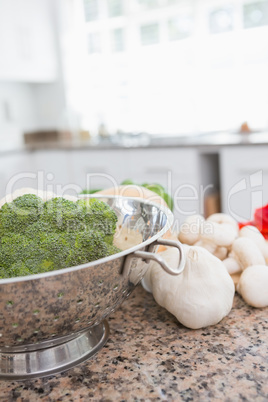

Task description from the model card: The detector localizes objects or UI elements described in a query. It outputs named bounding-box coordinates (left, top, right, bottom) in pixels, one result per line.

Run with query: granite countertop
left=0, top=285, right=267, bottom=401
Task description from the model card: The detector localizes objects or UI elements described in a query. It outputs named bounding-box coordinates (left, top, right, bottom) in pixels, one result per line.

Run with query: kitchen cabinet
left=128, top=148, right=201, bottom=223
left=0, top=151, right=34, bottom=197
left=68, top=149, right=131, bottom=192
left=0, top=147, right=203, bottom=223
left=68, top=148, right=201, bottom=223
left=220, top=146, right=268, bottom=222
left=3, top=144, right=268, bottom=225
left=0, top=0, right=57, bottom=82
left=0, top=150, right=70, bottom=199
left=30, top=150, right=71, bottom=195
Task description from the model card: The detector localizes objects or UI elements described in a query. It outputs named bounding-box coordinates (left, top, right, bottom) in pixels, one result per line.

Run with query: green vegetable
left=80, top=179, right=174, bottom=211
left=80, top=189, right=102, bottom=195
left=141, top=183, right=173, bottom=211
left=0, top=194, right=120, bottom=279
left=120, top=179, right=135, bottom=185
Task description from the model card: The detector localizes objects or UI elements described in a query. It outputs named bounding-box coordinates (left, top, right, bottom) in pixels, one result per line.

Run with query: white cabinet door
left=220, top=146, right=268, bottom=222
left=128, top=148, right=201, bottom=223
left=68, top=149, right=131, bottom=192
left=0, top=150, right=71, bottom=199
left=0, top=0, right=57, bottom=82
left=0, top=151, right=34, bottom=198
left=30, top=150, right=71, bottom=195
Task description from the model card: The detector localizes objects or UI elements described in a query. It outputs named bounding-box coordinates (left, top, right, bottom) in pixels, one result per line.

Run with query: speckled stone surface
left=0, top=285, right=267, bottom=401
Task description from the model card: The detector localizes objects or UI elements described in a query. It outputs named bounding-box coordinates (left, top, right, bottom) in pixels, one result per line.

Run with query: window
left=137, top=0, right=180, bottom=9
left=88, top=32, right=101, bottom=53
left=137, top=0, right=161, bottom=9
left=112, top=28, right=125, bottom=52
left=108, top=0, right=123, bottom=17
left=140, top=23, right=159, bottom=45
left=168, top=15, right=193, bottom=41
left=83, top=0, right=99, bottom=21
left=209, top=7, right=234, bottom=34
left=243, top=1, right=268, bottom=28
left=64, top=0, right=268, bottom=136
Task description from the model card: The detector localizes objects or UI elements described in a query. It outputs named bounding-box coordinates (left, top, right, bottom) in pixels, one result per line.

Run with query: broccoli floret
left=0, top=194, right=120, bottom=279
left=0, top=234, right=34, bottom=266
left=76, top=198, right=117, bottom=235
left=0, top=194, right=43, bottom=235
left=41, top=197, right=84, bottom=232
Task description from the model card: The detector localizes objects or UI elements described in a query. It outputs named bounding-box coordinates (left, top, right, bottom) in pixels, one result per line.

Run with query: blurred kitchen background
left=0, top=0, right=268, bottom=224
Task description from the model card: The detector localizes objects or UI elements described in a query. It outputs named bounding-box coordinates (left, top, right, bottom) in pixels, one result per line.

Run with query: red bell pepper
left=239, top=204, right=268, bottom=239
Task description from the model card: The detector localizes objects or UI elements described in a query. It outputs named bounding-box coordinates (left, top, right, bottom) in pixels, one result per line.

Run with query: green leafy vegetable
left=0, top=194, right=120, bottom=279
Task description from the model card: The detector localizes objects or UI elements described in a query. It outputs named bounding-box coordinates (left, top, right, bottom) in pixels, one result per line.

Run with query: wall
left=0, top=0, right=66, bottom=149
left=0, top=82, right=37, bottom=148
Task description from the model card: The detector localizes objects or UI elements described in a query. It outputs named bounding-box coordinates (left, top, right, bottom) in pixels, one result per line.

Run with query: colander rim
left=0, top=195, right=173, bottom=284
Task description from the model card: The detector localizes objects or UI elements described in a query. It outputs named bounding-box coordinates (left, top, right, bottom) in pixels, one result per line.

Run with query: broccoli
left=76, top=199, right=117, bottom=235
left=0, top=194, right=120, bottom=279
left=0, top=193, right=43, bottom=235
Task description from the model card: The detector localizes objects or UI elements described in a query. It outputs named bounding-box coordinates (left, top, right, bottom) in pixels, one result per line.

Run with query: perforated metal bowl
left=0, top=196, right=185, bottom=379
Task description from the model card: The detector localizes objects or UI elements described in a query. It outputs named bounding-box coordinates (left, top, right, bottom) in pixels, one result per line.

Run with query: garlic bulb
left=145, top=246, right=235, bottom=329
left=237, top=265, right=268, bottom=308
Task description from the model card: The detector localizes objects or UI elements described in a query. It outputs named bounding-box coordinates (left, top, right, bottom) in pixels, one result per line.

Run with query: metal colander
left=0, top=196, right=185, bottom=379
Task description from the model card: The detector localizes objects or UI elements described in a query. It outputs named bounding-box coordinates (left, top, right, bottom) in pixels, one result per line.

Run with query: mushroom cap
left=237, top=265, right=268, bottom=308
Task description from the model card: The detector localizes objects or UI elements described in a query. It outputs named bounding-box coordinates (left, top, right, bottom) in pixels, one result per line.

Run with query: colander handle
left=133, top=238, right=185, bottom=276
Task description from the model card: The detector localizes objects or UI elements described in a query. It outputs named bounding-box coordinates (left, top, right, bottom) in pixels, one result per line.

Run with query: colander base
left=0, top=320, right=109, bottom=380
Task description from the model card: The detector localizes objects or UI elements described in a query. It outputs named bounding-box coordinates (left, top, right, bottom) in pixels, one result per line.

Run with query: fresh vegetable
left=178, top=214, right=205, bottom=245
left=140, top=182, right=173, bottom=211
left=80, top=189, right=102, bottom=195
left=175, top=211, right=268, bottom=310
left=81, top=180, right=174, bottom=211
left=0, top=187, right=56, bottom=208
left=0, top=194, right=120, bottom=279
left=239, top=203, right=268, bottom=239
left=95, top=184, right=176, bottom=252
left=239, top=225, right=268, bottom=263
left=120, top=179, right=135, bottom=186
left=237, top=265, right=268, bottom=308
left=96, top=185, right=169, bottom=209
left=143, top=246, right=235, bottom=329
left=229, top=237, right=265, bottom=272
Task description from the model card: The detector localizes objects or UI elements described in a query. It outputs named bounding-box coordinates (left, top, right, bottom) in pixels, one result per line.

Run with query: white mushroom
left=222, top=257, right=242, bottom=275
left=201, top=221, right=237, bottom=247
left=230, top=272, right=241, bottom=290
left=237, top=265, right=268, bottom=308
left=178, top=214, right=205, bottom=245
left=239, top=225, right=268, bottom=263
left=194, top=239, right=228, bottom=260
left=231, top=237, right=265, bottom=271
left=143, top=246, right=235, bottom=329
left=213, top=246, right=229, bottom=261
left=194, top=239, right=217, bottom=255
left=207, top=213, right=239, bottom=234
